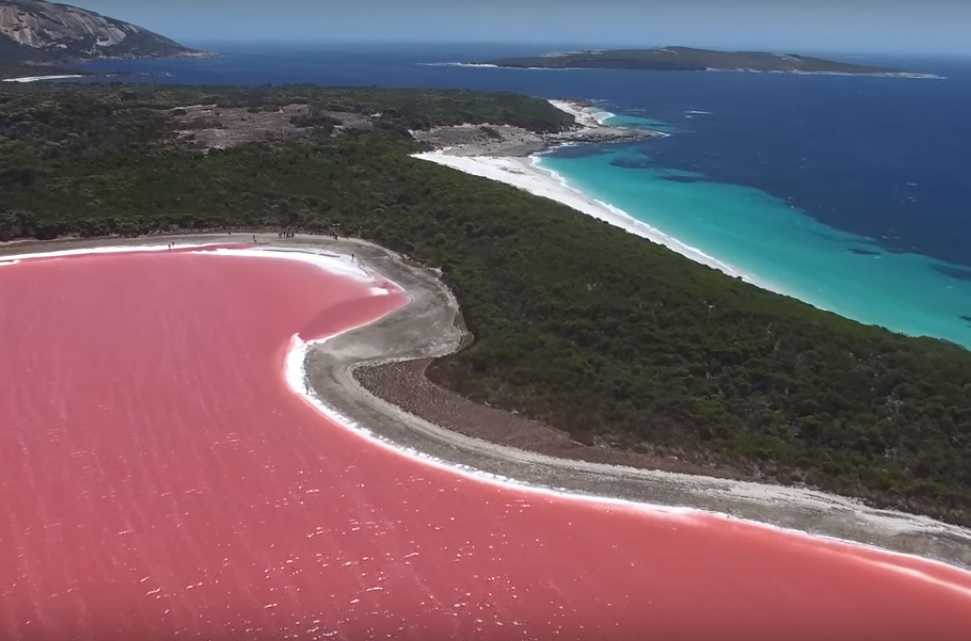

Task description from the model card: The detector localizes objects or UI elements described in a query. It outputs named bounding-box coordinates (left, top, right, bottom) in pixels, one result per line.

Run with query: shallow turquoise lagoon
left=538, top=141, right=971, bottom=349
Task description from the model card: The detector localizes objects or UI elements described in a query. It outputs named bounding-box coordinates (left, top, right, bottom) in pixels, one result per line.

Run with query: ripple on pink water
left=0, top=247, right=969, bottom=641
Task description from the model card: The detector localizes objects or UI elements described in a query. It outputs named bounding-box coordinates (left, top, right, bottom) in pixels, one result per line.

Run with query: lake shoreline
left=4, top=234, right=971, bottom=572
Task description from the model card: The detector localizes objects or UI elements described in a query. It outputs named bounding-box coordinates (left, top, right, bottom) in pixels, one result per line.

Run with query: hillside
left=2, top=84, right=970, bottom=526
left=0, top=0, right=196, bottom=63
left=482, top=46, right=909, bottom=75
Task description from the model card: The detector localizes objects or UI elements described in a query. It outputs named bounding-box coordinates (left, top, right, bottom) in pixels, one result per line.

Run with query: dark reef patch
left=662, top=176, right=707, bottom=184
left=547, top=144, right=608, bottom=159
left=851, top=248, right=882, bottom=256
left=935, top=265, right=971, bottom=282
left=610, top=157, right=656, bottom=170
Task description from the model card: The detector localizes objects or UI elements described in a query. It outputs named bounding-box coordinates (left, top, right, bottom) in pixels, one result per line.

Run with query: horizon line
left=173, top=38, right=971, bottom=59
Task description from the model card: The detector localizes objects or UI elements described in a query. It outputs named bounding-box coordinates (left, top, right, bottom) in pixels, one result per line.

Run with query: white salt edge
left=285, top=331, right=971, bottom=596
left=0, top=243, right=204, bottom=262
left=193, top=246, right=374, bottom=283
left=2, top=243, right=969, bottom=592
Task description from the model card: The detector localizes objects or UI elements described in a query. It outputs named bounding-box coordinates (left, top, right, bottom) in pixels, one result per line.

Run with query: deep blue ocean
left=80, top=44, right=971, bottom=346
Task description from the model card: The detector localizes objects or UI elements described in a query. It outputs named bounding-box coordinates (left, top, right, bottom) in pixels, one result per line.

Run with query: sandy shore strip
left=2, top=74, right=85, bottom=83
left=547, top=99, right=616, bottom=127
left=413, top=100, right=800, bottom=294
left=413, top=150, right=744, bottom=278
left=3, top=233, right=971, bottom=570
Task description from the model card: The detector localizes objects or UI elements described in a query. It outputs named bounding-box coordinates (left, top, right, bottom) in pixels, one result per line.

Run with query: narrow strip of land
left=5, top=233, right=970, bottom=570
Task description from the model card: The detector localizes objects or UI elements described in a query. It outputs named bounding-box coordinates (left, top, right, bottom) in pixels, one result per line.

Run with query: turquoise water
left=79, top=45, right=971, bottom=349
left=538, top=125, right=971, bottom=348
left=605, top=113, right=677, bottom=134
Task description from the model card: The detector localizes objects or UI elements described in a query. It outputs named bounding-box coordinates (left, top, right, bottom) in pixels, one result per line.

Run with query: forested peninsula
left=2, top=84, right=970, bottom=525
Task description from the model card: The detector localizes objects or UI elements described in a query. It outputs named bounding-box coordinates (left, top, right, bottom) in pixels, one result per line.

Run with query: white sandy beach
left=412, top=150, right=742, bottom=278
left=546, top=99, right=620, bottom=128
left=2, top=74, right=85, bottom=83
left=411, top=100, right=809, bottom=292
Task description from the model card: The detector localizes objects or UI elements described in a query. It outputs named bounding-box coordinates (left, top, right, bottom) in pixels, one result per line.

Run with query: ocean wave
left=418, top=62, right=499, bottom=69
left=704, top=67, right=946, bottom=80
left=418, top=62, right=581, bottom=72
left=1, top=74, right=85, bottom=83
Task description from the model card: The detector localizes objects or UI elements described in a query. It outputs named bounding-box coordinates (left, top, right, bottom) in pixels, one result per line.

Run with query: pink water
left=0, top=247, right=969, bottom=641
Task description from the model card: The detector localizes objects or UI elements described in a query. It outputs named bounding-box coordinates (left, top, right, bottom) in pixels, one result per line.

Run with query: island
left=475, top=46, right=936, bottom=77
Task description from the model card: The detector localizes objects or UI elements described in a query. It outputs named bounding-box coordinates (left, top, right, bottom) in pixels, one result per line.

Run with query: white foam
left=548, top=99, right=615, bottom=128
left=704, top=68, right=945, bottom=80
left=2, top=74, right=85, bottom=83
left=419, top=62, right=499, bottom=69
left=418, top=63, right=577, bottom=72
left=0, top=243, right=209, bottom=263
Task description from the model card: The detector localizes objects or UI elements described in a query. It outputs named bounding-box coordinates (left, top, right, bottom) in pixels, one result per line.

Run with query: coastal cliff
left=0, top=0, right=198, bottom=63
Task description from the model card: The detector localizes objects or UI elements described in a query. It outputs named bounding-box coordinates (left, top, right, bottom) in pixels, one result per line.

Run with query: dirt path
left=5, top=233, right=971, bottom=569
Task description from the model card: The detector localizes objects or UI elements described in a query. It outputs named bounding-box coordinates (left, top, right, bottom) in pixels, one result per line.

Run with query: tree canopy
left=3, top=83, right=970, bottom=525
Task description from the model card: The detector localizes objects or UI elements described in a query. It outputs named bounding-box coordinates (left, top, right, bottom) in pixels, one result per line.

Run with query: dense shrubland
left=2, top=84, right=970, bottom=525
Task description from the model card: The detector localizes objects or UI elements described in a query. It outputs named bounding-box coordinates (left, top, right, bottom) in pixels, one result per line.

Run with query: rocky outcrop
left=0, top=0, right=197, bottom=62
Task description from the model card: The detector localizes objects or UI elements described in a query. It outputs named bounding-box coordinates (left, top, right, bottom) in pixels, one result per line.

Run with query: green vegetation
left=2, top=84, right=970, bottom=525
left=484, top=46, right=899, bottom=74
